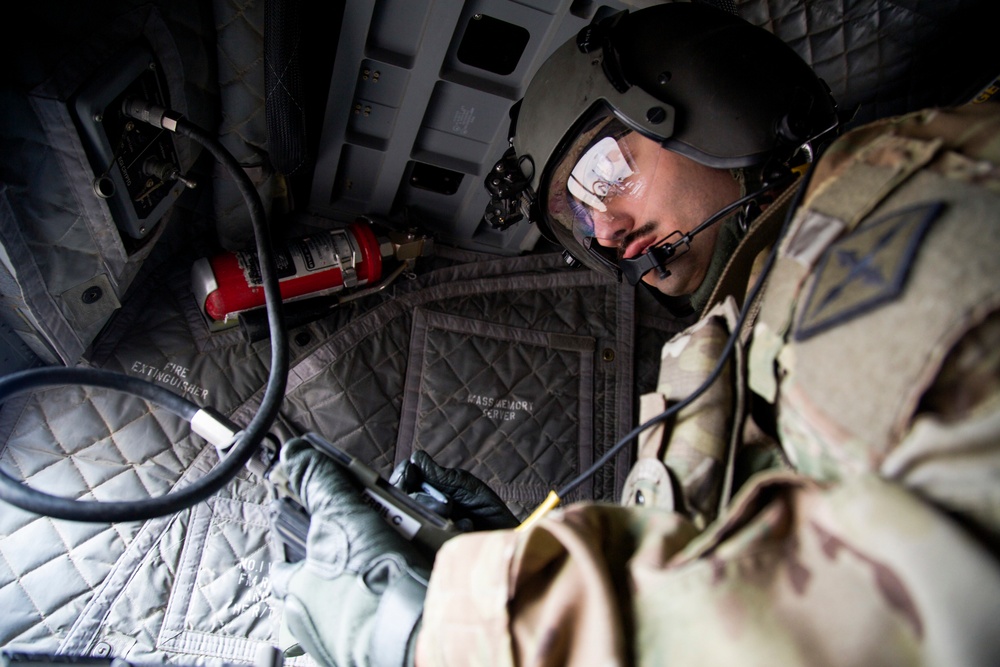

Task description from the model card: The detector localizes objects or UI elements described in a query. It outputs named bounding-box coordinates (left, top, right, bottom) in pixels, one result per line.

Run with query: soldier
left=271, top=3, right=1000, bottom=665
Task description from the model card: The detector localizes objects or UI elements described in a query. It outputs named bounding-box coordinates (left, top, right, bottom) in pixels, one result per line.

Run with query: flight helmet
left=485, top=2, right=839, bottom=284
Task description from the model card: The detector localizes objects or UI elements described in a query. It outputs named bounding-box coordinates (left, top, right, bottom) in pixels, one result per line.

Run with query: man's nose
left=592, top=197, right=635, bottom=246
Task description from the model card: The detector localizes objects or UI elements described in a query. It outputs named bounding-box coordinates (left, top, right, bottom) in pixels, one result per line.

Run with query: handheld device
left=268, top=433, right=461, bottom=562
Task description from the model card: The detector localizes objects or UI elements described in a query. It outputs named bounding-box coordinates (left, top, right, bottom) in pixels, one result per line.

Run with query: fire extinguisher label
left=290, top=234, right=344, bottom=273
left=235, top=248, right=297, bottom=285
left=233, top=231, right=353, bottom=286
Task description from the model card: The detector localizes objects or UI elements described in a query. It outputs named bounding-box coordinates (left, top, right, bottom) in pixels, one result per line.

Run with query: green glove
left=395, top=451, right=519, bottom=531
left=270, top=437, right=430, bottom=667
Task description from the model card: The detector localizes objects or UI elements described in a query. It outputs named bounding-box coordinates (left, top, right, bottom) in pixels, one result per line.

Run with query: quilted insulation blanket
left=2, top=0, right=992, bottom=661
left=0, top=249, right=682, bottom=664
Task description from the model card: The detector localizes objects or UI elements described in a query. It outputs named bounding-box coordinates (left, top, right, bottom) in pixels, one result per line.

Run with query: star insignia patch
left=795, top=201, right=946, bottom=341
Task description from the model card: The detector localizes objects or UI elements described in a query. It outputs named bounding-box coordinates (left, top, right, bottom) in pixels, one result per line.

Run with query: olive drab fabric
left=415, top=104, right=1000, bottom=667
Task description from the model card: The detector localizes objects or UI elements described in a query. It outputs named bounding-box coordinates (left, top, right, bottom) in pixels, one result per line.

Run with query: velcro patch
left=795, top=201, right=945, bottom=340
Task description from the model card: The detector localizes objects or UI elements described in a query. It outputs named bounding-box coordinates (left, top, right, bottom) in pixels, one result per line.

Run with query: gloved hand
left=393, top=451, right=519, bottom=531
left=271, top=437, right=429, bottom=667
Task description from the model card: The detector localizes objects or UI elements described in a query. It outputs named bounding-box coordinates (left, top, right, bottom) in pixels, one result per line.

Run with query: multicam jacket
left=416, top=104, right=1000, bottom=667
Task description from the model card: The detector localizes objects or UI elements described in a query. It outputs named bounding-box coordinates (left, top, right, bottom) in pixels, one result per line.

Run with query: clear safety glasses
left=544, top=111, right=664, bottom=271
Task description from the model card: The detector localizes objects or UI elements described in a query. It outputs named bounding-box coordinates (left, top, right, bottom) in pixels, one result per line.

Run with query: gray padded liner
left=0, top=5, right=199, bottom=364
left=1, top=249, right=638, bottom=663
left=240, top=252, right=638, bottom=518
left=739, top=0, right=993, bottom=126
left=1, top=245, right=288, bottom=662
left=398, top=308, right=596, bottom=507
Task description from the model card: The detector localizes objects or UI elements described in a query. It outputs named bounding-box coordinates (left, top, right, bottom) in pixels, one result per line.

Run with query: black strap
left=265, top=0, right=310, bottom=175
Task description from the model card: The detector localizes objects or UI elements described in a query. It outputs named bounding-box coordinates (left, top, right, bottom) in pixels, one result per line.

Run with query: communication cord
left=518, top=159, right=817, bottom=531
left=0, top=102, right=288, bottom=522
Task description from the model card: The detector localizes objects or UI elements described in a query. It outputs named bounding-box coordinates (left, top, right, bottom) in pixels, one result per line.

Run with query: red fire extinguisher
left=192, top=220, right=383, bottom=326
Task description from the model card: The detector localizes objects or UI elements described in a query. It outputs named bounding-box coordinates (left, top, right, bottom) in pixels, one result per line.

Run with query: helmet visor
left=544, top=111, right=665, bottom=273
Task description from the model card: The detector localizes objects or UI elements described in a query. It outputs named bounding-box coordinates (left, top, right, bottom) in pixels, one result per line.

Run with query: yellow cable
left=515, top=490, right=561, bottom=532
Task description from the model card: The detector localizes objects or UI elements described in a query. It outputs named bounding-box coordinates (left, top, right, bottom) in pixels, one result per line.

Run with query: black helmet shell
left=612, top=3, right=836, bottom=168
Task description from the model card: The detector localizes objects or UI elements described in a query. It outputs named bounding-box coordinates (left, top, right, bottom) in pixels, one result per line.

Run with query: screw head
left=81, top=286, right=103, bottom=304
left=646, top=107, right=668, bottom=125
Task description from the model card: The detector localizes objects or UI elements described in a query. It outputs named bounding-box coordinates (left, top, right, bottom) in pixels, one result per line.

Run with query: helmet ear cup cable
left=614, top=165, right=796, bottom=286
left=481, top=2, right=841, bottom=528
left=518, top=157, right=818, bottom=531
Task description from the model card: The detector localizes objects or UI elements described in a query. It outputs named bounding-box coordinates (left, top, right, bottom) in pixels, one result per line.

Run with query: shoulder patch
left=794, top=201, right=945, bottom=341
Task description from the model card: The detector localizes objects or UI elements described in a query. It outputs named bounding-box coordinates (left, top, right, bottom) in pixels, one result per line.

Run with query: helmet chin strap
left=616, top=170, right=795, bottom=286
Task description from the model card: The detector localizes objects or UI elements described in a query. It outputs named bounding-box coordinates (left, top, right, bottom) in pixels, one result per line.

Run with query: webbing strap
left=369, top=568, right=427, bottom=667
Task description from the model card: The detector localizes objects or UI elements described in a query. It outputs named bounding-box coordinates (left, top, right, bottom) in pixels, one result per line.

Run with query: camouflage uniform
left=416, top=104, right=1000, bottom=666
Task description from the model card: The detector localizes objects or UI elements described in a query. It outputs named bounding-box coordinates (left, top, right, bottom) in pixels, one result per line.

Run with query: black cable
left=557, top=162, right=817, bottom=499
left=0, top=106, right=288, bottom=522
left=0, top=367, right=200, bottom=420
left=618, top=170, right=796, bottom=285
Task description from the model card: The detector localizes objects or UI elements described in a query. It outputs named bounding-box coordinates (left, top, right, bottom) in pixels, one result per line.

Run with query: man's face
left=552, top=127, right=740, bottom=296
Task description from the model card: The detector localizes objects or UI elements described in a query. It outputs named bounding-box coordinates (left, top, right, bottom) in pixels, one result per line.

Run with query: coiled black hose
left=0, top=105, right=288, bottom=522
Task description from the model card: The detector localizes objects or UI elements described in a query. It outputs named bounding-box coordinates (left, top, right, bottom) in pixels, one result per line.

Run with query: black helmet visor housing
left=511, top=3, right=838, bottom=280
